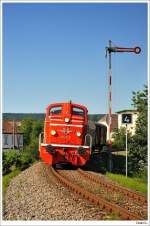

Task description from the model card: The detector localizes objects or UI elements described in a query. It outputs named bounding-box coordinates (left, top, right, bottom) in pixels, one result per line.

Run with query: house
left=96, top=114, right=118, bottom=141
left=96, top=109, right=138, bottom=142
left=3, top=120, right=23, bottom=150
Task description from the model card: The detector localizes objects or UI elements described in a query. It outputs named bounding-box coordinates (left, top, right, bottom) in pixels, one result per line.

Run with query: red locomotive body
left=39, top=102, right=92, bottom=166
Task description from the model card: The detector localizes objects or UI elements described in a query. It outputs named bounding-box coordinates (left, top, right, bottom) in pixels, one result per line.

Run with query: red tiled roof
left=3, top=120, right=23, bottom=134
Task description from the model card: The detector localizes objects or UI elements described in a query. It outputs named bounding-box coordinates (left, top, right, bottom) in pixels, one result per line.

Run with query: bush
left=29, top=137, right=40, bottom=160
left=112, top=127, right=132, bottom=150
left=2, top=150, right=35, bottom=175
left=3, top=119, right=43, bottom=175
left=128, top=86, right=148, bottom=176
left=134, top=163, right=147, bottom=183
left=3, top=150, right=19, bottom=175
left=111, top=154, right=127, bottom=175
left=16, top=151, right=34, bottom=170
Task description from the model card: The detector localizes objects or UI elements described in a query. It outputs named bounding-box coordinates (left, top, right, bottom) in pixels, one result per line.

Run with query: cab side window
left=49, top=106, right=62, bottom=115
left=72, top=107, right=84, bottom=117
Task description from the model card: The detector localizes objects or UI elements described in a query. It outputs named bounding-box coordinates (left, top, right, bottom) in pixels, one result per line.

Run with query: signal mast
left=106, top=40, right=141, bottom=146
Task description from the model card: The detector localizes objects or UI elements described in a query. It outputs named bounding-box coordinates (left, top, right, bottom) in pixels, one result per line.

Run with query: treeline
left=3, top=113, right=104, bottom=122
left=3, top=113, right=45, bottom=120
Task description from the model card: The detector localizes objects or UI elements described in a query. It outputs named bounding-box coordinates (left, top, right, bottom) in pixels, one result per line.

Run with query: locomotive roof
left=47, top=102, right=88, bottom=111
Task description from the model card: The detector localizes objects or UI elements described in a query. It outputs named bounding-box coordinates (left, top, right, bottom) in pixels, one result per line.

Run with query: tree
left=20, top=119, right=33, bottom=146
left=20, top=119, right=44, bottom=159
left=128, top=85, right=148, bottom=177
left=112, top=127, right=132, bottom=150
left=30, top=120, right=44, bottom=159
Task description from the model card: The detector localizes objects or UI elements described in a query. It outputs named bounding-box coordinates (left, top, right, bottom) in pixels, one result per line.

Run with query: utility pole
left=13, top=120, right=15, bottom=149
left=108, top=40, right=112, bottom=146
left=106, top=40, right=141, bottom=145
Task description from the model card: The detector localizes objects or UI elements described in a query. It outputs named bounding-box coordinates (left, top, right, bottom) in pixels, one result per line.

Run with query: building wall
left=97, top=111, right=138, bottom=142
left=3, top=134, right=23, bottom=150
left=97, top=120, right=109, bottom=140
left=118, top=111, right=138, bottom=135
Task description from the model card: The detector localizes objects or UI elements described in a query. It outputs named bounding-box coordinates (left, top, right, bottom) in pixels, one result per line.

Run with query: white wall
left=3, top=134, right=23, bottom=149
left=118, top=112, right=138, bottom=135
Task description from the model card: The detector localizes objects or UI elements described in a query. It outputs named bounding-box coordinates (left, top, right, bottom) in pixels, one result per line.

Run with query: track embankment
left=3, top=162, right=147, bottom=221
left=3, top=162, right=111, bottom=220
left=51, top=168, right=147, bottom=220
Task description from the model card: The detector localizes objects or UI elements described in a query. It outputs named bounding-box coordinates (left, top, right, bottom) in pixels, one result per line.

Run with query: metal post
left=108, top=40, right=112, bottom=145
left=126, top=124, right=128, bottom=177
left=105, top=41, right=141, bottom=174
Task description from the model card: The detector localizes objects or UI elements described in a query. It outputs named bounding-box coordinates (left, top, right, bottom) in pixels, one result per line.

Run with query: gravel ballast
left=3, top=162, right=109, bottom=221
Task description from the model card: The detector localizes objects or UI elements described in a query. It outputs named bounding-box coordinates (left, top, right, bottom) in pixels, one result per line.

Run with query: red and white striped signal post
left=106, top=40, right=141, bottom=146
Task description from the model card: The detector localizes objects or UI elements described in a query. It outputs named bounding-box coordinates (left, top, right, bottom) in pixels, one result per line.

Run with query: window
left=4, top=134, right=9, bottom=145
left=72, top=107, right=84, bottom=116
left=49, top=106, right=62, bottom=115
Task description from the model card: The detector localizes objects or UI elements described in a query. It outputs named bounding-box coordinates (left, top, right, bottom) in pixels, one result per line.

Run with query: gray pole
left=126, top=124, right=128, bottom=177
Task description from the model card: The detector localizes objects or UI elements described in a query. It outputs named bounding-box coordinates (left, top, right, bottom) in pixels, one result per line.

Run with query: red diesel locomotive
left=39, top=101, right=92, bottom=166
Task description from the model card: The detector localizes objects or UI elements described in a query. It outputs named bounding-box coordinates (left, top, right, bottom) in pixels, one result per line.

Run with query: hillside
left=3, top=113, right=105, bottom=122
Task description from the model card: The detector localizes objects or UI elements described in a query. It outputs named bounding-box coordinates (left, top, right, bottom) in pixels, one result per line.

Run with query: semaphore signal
left=107, top=46, right=141, bottom=54
left=105, top=40, right=141, bottom=146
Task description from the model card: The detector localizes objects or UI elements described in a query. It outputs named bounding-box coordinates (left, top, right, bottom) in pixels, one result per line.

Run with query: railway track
left=51, top=167, right=146, bottom=220
left=78, top=169, right=147, bottom=204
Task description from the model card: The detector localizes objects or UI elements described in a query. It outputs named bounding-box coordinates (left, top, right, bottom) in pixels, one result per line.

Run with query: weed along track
left=77, top=169, right=147, bottom=218
left=51, top=167, right=147, bottom=220
left=78, top=169, right=147, bottom=204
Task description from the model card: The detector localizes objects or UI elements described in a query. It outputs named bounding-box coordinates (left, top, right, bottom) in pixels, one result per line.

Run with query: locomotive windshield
left=49, top=106, right=62, bottom=115
left=72, top=107, right=84, bottom=116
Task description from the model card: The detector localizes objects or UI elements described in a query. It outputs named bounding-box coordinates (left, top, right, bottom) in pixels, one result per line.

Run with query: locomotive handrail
left=85, top=134, right=92, bottom=154
left=39, top=132, right=44, bottom=146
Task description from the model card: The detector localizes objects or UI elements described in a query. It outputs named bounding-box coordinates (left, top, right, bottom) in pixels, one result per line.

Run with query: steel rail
left=78, top=169, right=147, bottom=204
left=51, top=167, right=144, bottom=220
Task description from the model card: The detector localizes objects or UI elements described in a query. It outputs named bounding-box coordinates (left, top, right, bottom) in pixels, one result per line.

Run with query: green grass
left=112, top=151, right=126, bottom=156
left=3, top=169, right=21, bottom=198
left=106, top=172, right=147, bottom=196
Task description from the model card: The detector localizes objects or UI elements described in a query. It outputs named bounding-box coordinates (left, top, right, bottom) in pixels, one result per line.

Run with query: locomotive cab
left=39, top=102, right=92, bottom=166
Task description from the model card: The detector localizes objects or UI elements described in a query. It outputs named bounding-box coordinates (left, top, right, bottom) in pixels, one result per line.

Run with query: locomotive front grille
left=46, top=144, right=55, bottom=155
left=78, top=147, right=86, bottom=156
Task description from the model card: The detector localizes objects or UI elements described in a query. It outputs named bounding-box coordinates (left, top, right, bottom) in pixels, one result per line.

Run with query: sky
left=2, top=2, right=148, bottom=114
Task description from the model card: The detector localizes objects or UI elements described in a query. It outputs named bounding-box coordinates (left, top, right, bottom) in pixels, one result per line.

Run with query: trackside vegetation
left=106, top=172, right=147, bottom=196
left=2, top=120, right=44, bottom=200
left=3, top=169, right=21, bottom=200
left=112, top=85, right=148, bottom=181
left=3, top=119, right=44, bottom=175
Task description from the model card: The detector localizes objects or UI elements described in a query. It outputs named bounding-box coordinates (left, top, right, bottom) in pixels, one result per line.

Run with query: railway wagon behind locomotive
left=39, top=101, right=92, bottom=166
left=90, top=122, right=107, bottom=151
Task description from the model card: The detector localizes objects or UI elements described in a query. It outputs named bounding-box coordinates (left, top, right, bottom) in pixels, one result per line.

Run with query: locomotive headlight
left=64, top=117, right=70, bottom=123
left=51, top=130, right=56, bottom=135
left=76, top=132, right=81, bottom=137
